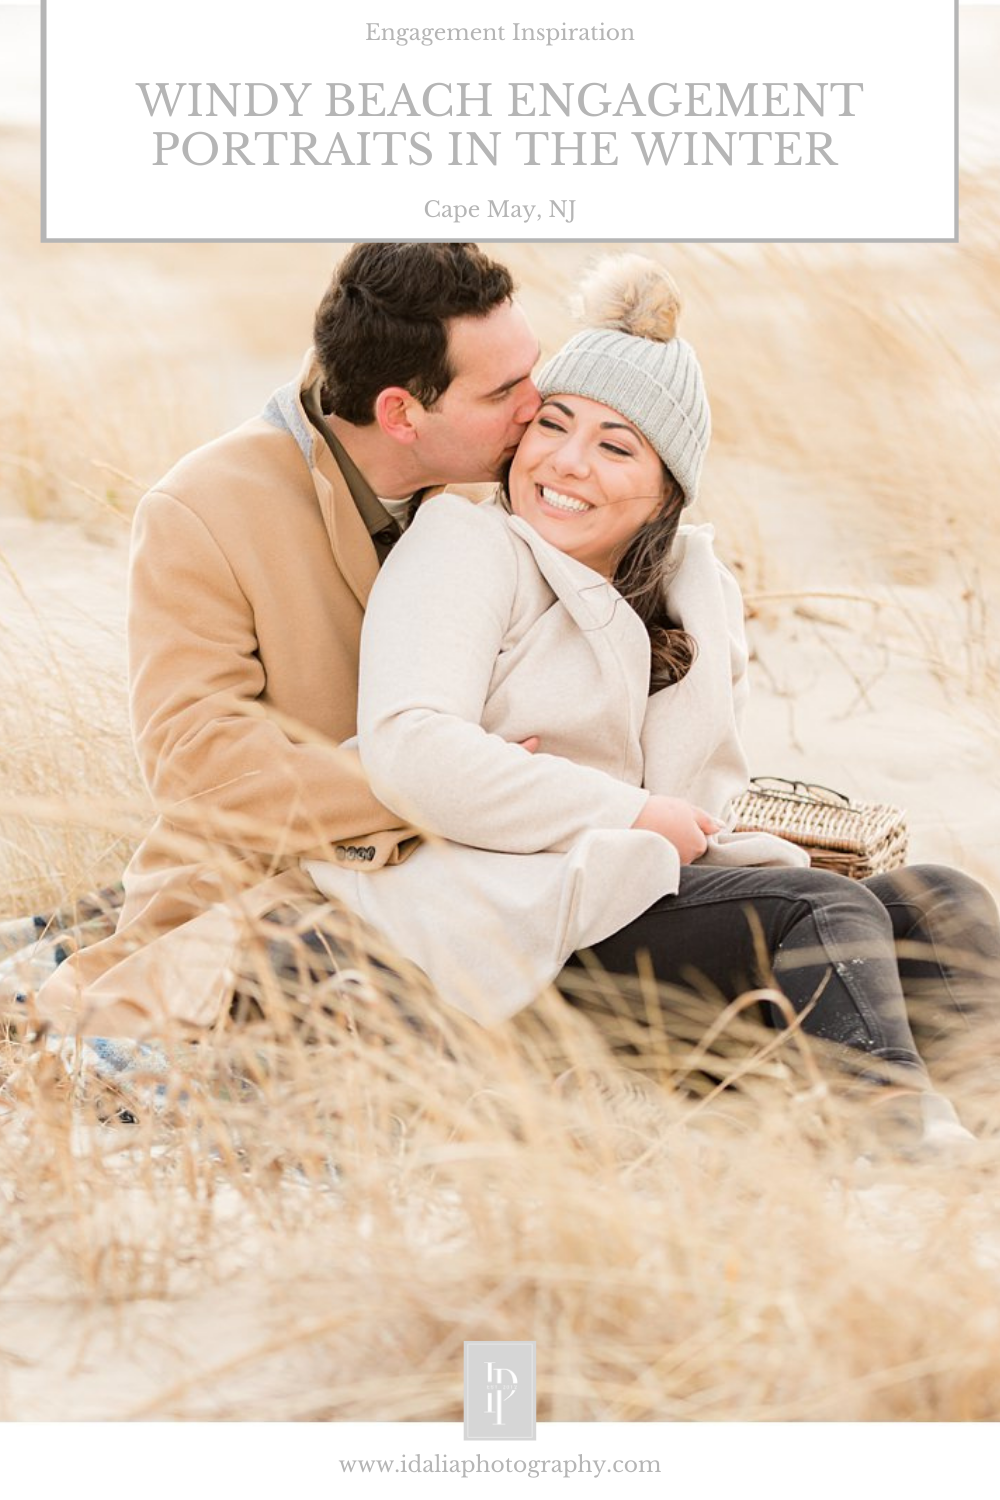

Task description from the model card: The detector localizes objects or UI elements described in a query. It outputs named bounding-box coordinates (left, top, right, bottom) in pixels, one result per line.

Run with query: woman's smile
left=535, top=484, right=593, bottom=516
left=508, top=394, right=666, bottom=575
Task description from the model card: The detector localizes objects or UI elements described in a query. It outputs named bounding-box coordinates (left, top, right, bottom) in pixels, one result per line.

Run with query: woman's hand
left=631, top=795, right=723, bottom=864
left=520, top=741, right=719, bottom=863
left=521, top=742, right=717, bottom=862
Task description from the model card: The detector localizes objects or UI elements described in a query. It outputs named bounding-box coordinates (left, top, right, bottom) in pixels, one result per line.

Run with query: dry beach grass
left=2, top=108, right=1000, bottom=1421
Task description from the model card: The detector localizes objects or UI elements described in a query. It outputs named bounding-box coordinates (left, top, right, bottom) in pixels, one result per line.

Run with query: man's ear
left=373, top=386, right=422, bottom=446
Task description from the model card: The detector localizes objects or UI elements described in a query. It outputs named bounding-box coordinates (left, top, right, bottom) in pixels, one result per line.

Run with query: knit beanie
left=536, top=256, right=711, bottom=506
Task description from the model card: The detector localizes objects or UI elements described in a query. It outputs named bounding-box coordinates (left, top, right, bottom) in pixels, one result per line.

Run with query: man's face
left=411, top=300, right=541, bottom=483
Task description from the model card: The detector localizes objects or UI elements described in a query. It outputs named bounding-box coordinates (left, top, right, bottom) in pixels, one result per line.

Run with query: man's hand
left=631, top=795, right=723, bottom=864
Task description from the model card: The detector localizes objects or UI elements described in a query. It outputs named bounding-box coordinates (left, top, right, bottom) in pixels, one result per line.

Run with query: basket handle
left=748, top=776, right=852, bottom=807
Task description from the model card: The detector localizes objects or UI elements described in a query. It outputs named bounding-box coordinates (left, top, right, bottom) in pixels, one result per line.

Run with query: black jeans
left=561, top=863, right=1000, bottom=1079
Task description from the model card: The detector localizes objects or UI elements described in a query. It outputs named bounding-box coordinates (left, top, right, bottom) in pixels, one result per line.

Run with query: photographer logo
left=463, top=1341, right=536, bottom=1440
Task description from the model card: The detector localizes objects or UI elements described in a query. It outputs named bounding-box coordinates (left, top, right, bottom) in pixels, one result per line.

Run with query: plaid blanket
left=0, top=885, right=180, bottom=1121
left=0, top=882, right=410, bottom=1126
left=0, top=883, right=126, bottom=1003
left=0, top=884, right=394, bottom=1014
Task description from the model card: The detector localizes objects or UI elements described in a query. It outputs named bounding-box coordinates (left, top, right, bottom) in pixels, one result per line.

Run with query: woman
left=306, top=255, right=1000, bottom=1150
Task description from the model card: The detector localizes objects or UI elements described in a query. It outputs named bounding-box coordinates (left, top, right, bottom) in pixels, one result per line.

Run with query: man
left=35, top=242, right=540, bottom=1036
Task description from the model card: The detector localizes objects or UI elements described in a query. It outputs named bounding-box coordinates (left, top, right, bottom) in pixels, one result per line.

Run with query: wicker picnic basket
left=731, top=777, right=909, bottom=879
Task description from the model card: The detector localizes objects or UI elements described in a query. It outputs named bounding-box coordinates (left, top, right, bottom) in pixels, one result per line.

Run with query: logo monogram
left=484, top=1360, right=518, bottom=1426
left=464, top=1342, right=536, bottom=1441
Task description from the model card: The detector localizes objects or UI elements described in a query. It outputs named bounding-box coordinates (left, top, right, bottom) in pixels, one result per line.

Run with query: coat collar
left=261, top=350, right=380, bottom=609
left=505, top=510, right=635, bottom=639
left=261, top=351, right=460, bottom=609
left=504, top=508, right=652, bottom=739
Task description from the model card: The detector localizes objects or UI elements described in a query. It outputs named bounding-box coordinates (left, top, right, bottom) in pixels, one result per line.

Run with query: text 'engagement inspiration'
left=42, top=0, right=957, bottom=241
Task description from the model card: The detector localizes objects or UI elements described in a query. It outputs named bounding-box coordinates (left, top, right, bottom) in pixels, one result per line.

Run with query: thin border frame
left=38, top=0, right=959, bottom=244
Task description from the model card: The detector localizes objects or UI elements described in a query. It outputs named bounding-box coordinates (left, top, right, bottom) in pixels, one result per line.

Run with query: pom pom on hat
left=537, top=255, right=710, bottom=506
left=575, top=254, right=682, bottom=344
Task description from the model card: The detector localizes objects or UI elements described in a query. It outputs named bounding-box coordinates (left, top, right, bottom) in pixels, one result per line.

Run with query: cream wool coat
left=306, top=495, right=807, bottom=1024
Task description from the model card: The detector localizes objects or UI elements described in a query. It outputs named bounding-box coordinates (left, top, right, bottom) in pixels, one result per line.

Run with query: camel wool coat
left=35, top=353, right=417, bottom=1036
left=306, top=495, right=807, bottom=1024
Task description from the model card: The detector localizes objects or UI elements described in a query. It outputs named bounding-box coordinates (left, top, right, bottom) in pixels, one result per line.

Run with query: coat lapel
left=313, top=454, right=381, bottom=610
left=506, top=513, right=650, bottom=737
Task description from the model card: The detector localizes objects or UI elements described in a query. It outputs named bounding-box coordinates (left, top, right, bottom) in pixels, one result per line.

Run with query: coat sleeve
left=128, top=488, right=399, bottom=858
left=356, top=497, right=648, bottom=852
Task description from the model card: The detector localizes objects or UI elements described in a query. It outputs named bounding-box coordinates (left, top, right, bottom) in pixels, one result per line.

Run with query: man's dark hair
left=313, top=242, right=515, bottom=425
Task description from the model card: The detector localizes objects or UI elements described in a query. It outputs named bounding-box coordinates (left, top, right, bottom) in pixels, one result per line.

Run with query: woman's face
left=508, top=393, right=666, bottom=577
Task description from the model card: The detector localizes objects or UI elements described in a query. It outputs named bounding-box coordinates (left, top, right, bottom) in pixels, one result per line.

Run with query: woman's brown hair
left=610, top=466, right=696, bottom=693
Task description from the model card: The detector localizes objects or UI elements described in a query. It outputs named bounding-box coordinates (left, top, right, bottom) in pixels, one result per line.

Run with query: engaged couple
left=23, top=242, right=1000, bottom=1154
